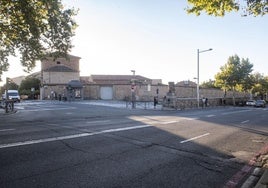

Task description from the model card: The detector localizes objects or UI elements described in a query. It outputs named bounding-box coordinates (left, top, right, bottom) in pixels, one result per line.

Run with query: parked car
left=254, top=100, right=266, bottom=108
left=246, top=100, right=256, bottom=106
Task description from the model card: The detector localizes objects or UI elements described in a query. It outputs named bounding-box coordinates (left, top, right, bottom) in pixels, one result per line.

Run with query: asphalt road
left=0, top=101, right=267, bottom=188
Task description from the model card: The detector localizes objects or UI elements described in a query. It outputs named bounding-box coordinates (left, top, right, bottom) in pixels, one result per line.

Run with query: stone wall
left=42, top=56, right=80, bottom=72
left=84, top=84, right=249, bottom=109
left=83, top=84, right=169, bottom=100
left=43, top=72, right=80, bottom=85
left=83, top=84, right=249, bottom=104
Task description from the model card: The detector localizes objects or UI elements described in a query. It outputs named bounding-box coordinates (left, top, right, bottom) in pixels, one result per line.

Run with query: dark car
left=254, top=100, right=266, bottom=108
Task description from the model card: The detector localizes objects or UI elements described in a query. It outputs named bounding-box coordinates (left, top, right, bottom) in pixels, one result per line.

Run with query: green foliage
left=215, top=55, right=253, bottom=105
left=7, top=82, right=19, bottom=90
left=186, top=0, right=268, bottom=16
left=0, top=80, right=19, bottom=94
left=19, top=76, right=40, bottom=95
left=250, top=73, right=268, bottom=98
left=200, top=79, right=220, bottom=89
left=215, top=55, right=253, bottom=91
left=0, top=0, right=78, bottom=80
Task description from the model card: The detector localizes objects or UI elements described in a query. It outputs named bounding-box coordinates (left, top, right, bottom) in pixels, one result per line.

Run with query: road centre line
left=241, top=120, right=249, bottom=124
left=221, top=109, right=252, bottom=115
left=86, top=120, right=111, bottom=124
left=180, top=133, right=210, bottom=144
left=0, top=124, right=152, bottom=149
left=0, top=129, right=15, bottom=132
left=23, top=107, right=76, bottom=112
left=206, top=114, right=216, bottom=117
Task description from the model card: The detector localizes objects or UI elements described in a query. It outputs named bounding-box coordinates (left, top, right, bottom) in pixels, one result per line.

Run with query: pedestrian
left=202, top=97, right=206, bottom=108
left=154, top=97, right=158, bottom=109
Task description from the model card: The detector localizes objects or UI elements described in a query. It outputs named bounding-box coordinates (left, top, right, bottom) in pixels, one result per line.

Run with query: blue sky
left=1, top=0, right=268, bottom=85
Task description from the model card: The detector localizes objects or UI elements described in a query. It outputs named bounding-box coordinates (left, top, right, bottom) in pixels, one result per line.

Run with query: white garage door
left=100, top=86, right=113, bottom=100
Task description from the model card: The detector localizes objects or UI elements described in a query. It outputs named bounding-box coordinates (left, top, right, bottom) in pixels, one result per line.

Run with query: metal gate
left=100, top=86, right=113, bottom=100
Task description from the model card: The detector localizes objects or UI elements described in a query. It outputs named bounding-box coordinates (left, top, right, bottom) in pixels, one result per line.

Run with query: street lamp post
left=131, top=70, right=135, bottom=76
left=197, top=48, right=213, bottom=108
left=130, top=70, right=136, bottom=108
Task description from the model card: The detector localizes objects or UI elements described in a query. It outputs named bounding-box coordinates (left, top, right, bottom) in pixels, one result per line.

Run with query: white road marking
left=206, top=114, right=215, bottom=117
left=86, top=120, right=111, bottom=124
left=241, top=120, right=249, bottom=124
left=182, top=117, right=198, bottom=121
left=16, top=107, right=25, bottom=109
left=221, top=110, right=252, bottom=115
left=180, top=133, right=210, bottom=144
left=145, top=121, right=159, bottom=124
left=160, top=121, right=178, bottom=125
left=0, top=124, right=152, bottom=149
left=0, top=129, right=15, bottom=132
left=23, top=107, right=76, bottom=112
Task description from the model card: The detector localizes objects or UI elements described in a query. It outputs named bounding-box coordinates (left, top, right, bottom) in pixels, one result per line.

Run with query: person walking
left=154, top=97, right=158, bottom=109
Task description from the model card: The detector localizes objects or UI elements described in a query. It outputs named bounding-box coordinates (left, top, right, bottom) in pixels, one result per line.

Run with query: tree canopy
left=214, top=55, right=253, bottom=104
left=19, top=76, right=40, bottom=97
left=187, top=0, right=268, bottom=16
left=215, top=55, right=253, bottom=90
left=250, top=73, right=268, bottom=98
left=0, top=0, right=78, bottom=80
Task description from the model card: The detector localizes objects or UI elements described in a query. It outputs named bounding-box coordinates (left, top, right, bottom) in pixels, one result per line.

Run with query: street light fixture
left=197, top=48, right=213, bottom=108
left=131, top=70, right=135, bottom=76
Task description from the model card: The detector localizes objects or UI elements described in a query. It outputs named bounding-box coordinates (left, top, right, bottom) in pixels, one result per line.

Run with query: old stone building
left=39, top=54, right=164, bottom=101
left=80, top=75, right=166, bottom=100
left=36, top=54, right=249, bottom=107
left=40, top=54, right=83, bottom=100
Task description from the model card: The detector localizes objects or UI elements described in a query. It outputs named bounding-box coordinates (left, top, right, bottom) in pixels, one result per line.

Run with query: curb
left=254, top=169, right=268, bottom=188
left=241, top=168, right=264, bottom=188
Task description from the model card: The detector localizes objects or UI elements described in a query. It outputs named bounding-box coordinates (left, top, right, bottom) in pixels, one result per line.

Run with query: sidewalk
left=253, top=150, right=268, bottom=188
left=242, top=146, right=268, bottom=188
left=254, top=169, right=268, bottom=188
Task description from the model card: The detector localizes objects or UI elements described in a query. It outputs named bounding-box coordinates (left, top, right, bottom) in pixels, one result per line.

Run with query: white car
left=246, top=100, right=255, bottom=106
left=2, top=90, right=20, bottom=102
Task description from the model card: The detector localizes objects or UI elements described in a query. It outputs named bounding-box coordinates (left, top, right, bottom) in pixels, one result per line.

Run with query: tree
left=186, top=0, right=268, bottom=16
left=0, top=80, right=19, bottom=94
left=19, top=76, right=40, bottom=99
left=215, top=55, right=253, bottom=105
left=250, top=73, right=268, bottom=99
left=200, top=79, right=220, bottom=89
left=0, top=0, right=78, bottom=80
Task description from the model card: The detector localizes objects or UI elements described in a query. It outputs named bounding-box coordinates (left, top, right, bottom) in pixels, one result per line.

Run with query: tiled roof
left=67, top=80, right=83, bottom=88
left=42, top=53, right=81, bottom=60
left=90, top=75, right=152, bottom=85
left=43, top=65, right=77, bottom=72
left=176, top=80, right=197, bottom=87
